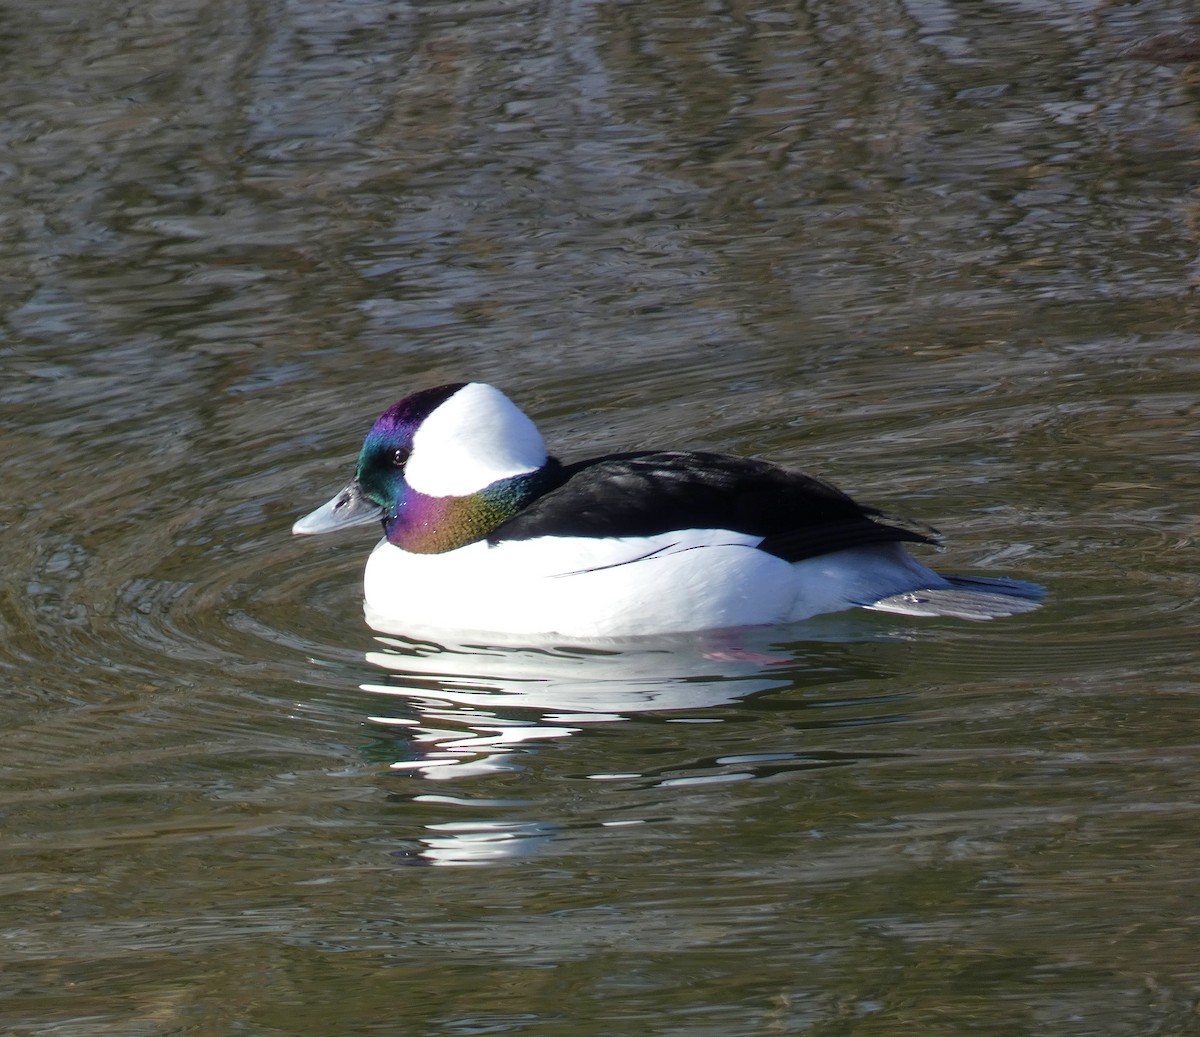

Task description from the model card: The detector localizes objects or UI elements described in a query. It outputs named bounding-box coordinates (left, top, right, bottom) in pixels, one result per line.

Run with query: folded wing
left=489, top=451, right=937, bottom=562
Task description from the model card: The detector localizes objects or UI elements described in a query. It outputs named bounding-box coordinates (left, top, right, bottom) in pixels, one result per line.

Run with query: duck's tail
left=866, top=575, right=1045, bottom=621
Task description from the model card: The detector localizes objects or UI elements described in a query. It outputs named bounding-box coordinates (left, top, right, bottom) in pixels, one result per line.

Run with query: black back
left=489, top=451, right=937, bottom=563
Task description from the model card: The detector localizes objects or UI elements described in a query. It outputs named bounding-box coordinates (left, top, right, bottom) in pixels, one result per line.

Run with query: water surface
left=3, top=1, right=1199, bottom=1034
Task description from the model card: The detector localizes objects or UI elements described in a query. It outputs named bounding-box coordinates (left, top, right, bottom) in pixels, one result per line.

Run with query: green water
left=3, top=1, right=1199, bottom=1034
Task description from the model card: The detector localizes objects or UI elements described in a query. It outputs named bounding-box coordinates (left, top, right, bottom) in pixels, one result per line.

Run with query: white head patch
left=405, top=383, right=548, bottom=497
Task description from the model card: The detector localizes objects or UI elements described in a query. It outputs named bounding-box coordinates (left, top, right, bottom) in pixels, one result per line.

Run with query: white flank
left=362, top=529, right=802, bottom=638
left=357, top=532, right=1038, bottom=639
left=404, top=383, right=548, bottom=497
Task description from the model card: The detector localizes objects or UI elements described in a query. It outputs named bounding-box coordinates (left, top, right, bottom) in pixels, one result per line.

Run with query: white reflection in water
left=361, top=633, right=793, bottom=781
left=406, top=819, right=558, bottom=868
left=358, top=623, right=907, bottom=865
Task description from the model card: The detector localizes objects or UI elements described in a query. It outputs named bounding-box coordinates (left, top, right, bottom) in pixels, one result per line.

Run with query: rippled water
left=3, top=1, right=1200, bottom=1034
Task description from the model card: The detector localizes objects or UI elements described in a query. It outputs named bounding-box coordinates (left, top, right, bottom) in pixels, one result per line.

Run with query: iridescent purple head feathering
left=353, top=383, right=466, bottom=516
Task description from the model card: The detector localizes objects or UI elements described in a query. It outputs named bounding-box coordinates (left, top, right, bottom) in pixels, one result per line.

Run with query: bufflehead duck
left=293, top=382, right=1043, bottom=638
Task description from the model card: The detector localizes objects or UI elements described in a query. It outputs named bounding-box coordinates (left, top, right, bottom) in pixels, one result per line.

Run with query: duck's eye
left=391, top=448, right=410, bottom=467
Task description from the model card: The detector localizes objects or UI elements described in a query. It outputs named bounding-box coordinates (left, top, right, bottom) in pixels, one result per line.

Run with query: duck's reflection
left=361, top=633, right=793, bottom=775
left=358, top=622, right=908, bottom=865
left=390, top=817, right=558, bottom=867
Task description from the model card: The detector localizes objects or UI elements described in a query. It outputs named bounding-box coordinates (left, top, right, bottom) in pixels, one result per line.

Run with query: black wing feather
left=489, top=451, right=938, bottom=563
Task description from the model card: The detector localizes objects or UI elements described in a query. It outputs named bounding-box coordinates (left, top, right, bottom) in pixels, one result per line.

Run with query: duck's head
left=293, top=382, right=555, bottom=553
